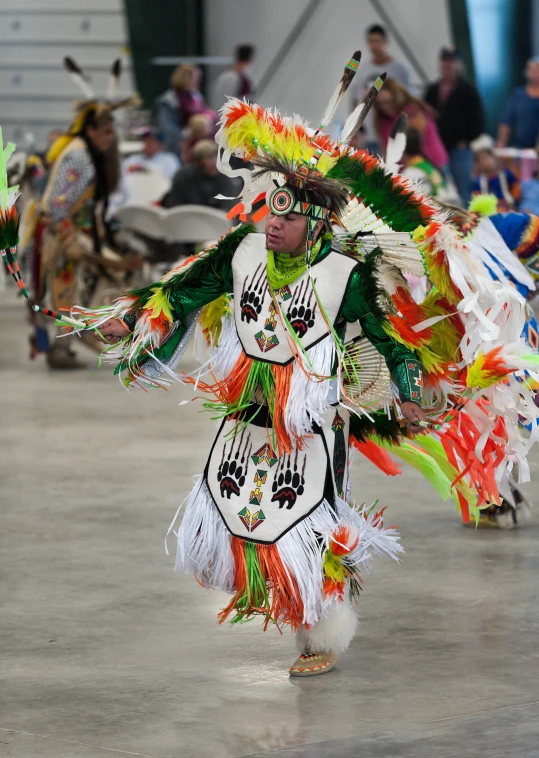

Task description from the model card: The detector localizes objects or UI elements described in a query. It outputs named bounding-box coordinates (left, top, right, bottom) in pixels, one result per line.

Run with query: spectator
left=520, top=171, right=539, bottom=215
left=425, top=47, right=484, bottom=206
left=351, top=24, right=412, bottom=107
left=212, top=44, right=256, bottom=111
left=373, top=79, right=448, bottom=170
left=181, top=114, right=211, bottom=164
left=124, top=127, right=181, bottom=180
left=497, top=57, right=539, bottom=149
left=162, top=140, right=240, bottom=211
left=155, top=64, right=211, bottom=154
left=471, top=135, right=520, bottom=210
left=350, top=25, right=413, bottom=153
left=401, top=128, right=460, bottom=203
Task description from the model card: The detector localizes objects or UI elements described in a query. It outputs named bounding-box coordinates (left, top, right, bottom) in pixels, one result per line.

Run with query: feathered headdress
left=47, top=57, right=140, bottom=165
left=215, top=52, right=436, bottom=242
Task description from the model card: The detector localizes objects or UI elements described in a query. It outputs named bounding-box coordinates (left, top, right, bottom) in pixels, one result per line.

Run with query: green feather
left=379, top=438, right=452, bottom=501
left=327, top=154, right=432, bottom=232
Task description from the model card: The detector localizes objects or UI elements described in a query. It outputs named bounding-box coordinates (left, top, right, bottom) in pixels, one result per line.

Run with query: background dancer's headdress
left=46, top=57, right=140, bottom=164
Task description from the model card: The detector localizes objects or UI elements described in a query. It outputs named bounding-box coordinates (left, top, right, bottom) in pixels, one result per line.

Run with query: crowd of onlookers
left=107, top=44, right=256, bottom=215
left=355, top=24, right=539, bottom=213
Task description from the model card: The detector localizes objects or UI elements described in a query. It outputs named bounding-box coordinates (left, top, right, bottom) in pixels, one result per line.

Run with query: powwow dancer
left=3, top=53, right=539, bottom=677
left=29, top=57, right=141, bottom=369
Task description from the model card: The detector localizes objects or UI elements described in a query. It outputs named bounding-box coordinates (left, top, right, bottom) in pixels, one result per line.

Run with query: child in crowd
left=400, top=128, right=460, bottom=204
left=471, top=134, right=520, bottom=210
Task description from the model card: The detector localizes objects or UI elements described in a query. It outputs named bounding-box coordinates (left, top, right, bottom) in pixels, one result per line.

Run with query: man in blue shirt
left=497, top=57, right=539, bottom=149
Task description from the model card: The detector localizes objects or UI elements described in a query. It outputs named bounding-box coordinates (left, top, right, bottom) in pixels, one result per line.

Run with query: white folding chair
left=116, top=204, right=166, bottom=239
left=125, top=168, right=171, bottom=206
left=164, top=205, right=230, bottom=244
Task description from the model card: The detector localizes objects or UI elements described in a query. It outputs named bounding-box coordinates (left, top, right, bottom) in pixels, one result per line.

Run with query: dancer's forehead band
left=268, top=186, right=331, bottom=221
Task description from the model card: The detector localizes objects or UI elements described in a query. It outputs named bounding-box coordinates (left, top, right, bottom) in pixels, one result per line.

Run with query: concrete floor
left=2, top=293, right=539, bottom=758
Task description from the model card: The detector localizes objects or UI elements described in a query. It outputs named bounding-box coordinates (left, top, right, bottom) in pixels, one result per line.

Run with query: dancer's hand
left=96, top=318, right=130, bottom=344
left=401, top=402, right=429, bottom=434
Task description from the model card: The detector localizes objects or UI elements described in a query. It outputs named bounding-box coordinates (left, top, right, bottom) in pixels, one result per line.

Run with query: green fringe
left=162, top=223, right=255, bottom=299
left=203, top=359, right=275, bottom=420
left=117, top=224, right=255, bottom=374
left=228, top=541, right=270, bottom=625
left=327, top=155, right=432, bottom=232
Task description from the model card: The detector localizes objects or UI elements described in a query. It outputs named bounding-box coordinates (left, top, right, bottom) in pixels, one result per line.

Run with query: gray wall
left=205, top=0, right=453, bottom=125
left=0, top=0, right=134, bottom=151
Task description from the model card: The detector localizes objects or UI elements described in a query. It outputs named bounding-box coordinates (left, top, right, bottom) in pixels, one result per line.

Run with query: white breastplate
left=232, top=233, right=357, bottom=365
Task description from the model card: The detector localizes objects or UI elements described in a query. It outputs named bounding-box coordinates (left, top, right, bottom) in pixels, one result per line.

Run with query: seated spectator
left=472, top=135, right=520, bottom=210
left=521, top=171, right=539, bottom=215
left=400, top=128, right=460, bottom=203
left=181, top=114, right=211, bottom=164
left=124, top=127, right=181, bottom=180
left=155, top=64, right=214, bottom=154
left=497, top=57, right=539, bottom=149
left=373, top=78, right=449, bottom=170
left=212, top=44, right=255, bottom=110
left=162, top=140, right=240, bottom=212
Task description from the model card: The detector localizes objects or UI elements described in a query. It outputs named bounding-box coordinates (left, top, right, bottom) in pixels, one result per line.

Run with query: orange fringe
left=323, top=578, right=346, bottom=599
left=219, top=536, right=249, bottom=623
left=270, top=362, right=294, bottom=455
left=182, top=349, right=253, bottom=406
left=218, top=537, right=305, bottom=631
left=257, top=543, right=304, bottom=630
left=440, top=407, right=505, bottom=518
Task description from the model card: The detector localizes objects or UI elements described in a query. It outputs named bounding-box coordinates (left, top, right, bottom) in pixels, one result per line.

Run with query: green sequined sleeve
left=123, top=224, right=253, bottom=333
left=166, top=224, right=253, bottom=325
left=340, top=267, right=423, bottom=404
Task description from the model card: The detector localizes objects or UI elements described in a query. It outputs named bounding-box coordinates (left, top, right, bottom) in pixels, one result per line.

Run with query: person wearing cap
left=471, top=134, right=520, bottom=211
left=497, top=57, right=539, bottom=150
left=425, top=47, right=484, bottom=205
left=123, top=127, right=181, bottom=182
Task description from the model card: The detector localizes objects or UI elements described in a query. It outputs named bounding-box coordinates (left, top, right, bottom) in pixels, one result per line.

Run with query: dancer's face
left=87, top=122, right=116, bottom=153
left=265, top=212, right=309, bottom=256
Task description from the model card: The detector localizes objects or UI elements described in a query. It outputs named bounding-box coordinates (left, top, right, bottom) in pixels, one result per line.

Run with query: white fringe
left=334, top=497, right=403, bottom=569
left=278, top=496, right=402, bottom=627
left=296, top=598, right=358, bottom=654
left=173, top=477, right=235, bottom=592
left=285, top=338, right=336, bottom=438
left=276, top=500, right=340, bottom=627
left=170, top=482, right=402, bottom=631
left=189, top=312, right=242, bottom=385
